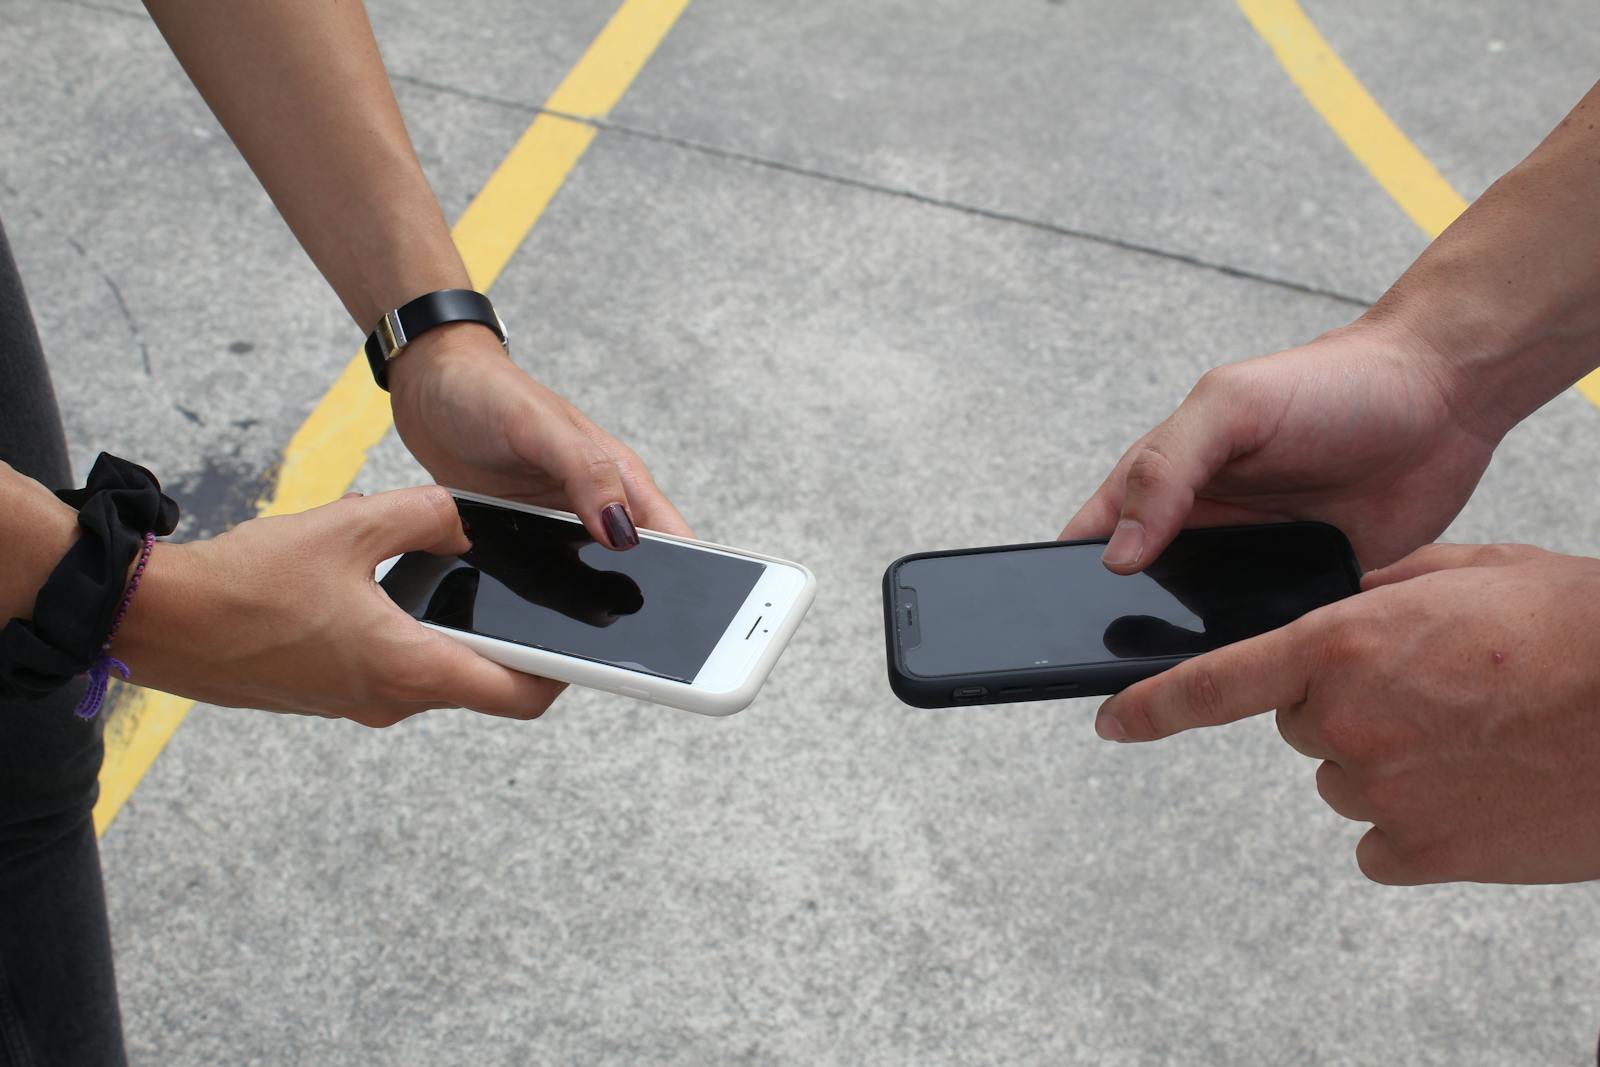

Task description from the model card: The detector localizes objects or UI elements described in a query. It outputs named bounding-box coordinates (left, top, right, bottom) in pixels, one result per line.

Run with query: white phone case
left=377, top=492, right=817, bottom=717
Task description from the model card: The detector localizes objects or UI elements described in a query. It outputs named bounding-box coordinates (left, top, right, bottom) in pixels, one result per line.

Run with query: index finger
left=1095, top=619, right=1314, bottom=743
left=613, top=448, right=694, bottom=539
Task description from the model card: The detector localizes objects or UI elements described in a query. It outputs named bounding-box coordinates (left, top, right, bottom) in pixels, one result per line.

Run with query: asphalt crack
left=390, top=71, right=1373, bottom=311
left=63, top=234, right=153, bottom=375
left=31, top=10, right=1376, bottom=312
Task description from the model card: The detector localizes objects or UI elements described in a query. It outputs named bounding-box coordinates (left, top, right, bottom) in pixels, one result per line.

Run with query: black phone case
left=882, top=522, right=1361, bottom=709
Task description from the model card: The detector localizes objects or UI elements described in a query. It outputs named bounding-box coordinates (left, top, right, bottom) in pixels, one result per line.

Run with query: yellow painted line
left=452, top=117, right=596, bottom=293
left=94, top=689, right=192, bottom=836
left=1237, top=0, right=1600, bottom=404
left=93, top=0, right=692, bottom=836
left=1236, top=0, right=1466, bottom=239
left=1579, top=375, right=1600, bottom=409
left=544, top=0, right=689, bottom=118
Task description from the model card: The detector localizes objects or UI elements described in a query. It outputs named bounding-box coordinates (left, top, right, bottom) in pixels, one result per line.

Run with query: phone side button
left=619, top=686, right=650, bottom=699
left=951, top=686, right=987, bottom=700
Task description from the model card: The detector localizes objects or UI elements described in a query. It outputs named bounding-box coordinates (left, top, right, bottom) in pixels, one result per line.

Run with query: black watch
left=364, top=289, right=508, bottom=391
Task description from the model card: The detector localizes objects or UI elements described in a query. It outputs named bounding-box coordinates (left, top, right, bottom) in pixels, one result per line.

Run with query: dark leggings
left=0, top=218, right=128, bottom=1066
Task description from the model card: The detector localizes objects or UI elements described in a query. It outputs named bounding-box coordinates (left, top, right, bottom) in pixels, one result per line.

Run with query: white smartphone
left=374, top=491, right=816, bottom=716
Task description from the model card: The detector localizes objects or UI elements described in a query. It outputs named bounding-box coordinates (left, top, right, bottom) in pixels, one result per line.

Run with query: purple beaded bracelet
left=73, top=531, right=156, bottom=720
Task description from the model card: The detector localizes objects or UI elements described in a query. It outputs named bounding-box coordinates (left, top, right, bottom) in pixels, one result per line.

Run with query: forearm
left=1360, top=80, right=1600, bottom=438
left=0, top=463, right=83, bottom=622
left=143, top=0, right=467, bottom=333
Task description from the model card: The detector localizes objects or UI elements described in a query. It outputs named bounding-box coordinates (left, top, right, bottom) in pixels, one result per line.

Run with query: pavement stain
left=166, top=454, right=280, bottom=542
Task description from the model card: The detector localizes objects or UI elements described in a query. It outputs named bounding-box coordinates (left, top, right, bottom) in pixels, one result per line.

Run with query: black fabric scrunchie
left=0, top=453, right=180, bottom=701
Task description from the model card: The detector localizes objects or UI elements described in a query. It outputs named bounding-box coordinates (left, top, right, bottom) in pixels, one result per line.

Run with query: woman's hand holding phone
left=1094, top=543, right=1600, bottom=886
left=386, top=327, right=694, bottom=547
left=112, top=486, right=560, bottom=727
left=1061, top=322, right=1500, bottom=572
left=106, top=331, right=707, bottom=726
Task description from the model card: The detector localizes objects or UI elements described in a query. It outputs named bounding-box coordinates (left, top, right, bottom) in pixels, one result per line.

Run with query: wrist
left=0, top=454, right=180, bottom=708
left=349, top=259, right=472, bottom=341
left=1357, top=286, right=1600, bottom=441
left=1357, top=151, right=1600, bottom=439
left=385, top=321, right=507, bottom=400
left=4, top=480, right=81, bottom=623
left=366, top=290, right=506, bottom=393
left=111, top=540, right=205, bottom=695
left=1313, top=315, right=1510, bottom=441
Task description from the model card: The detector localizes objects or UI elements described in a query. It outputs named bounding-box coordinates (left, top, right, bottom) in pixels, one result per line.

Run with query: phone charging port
left=951, top=686, right=987, bottom=700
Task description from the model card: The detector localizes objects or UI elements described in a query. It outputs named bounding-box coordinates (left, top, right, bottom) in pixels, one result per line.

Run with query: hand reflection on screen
left=424, top=564, right=481, bottom=629
left=1101, top=547, right=1284, bottom=659
left=456, top=511, right=643, bottom=628
left=1102, top=613, right=1210, bottom=657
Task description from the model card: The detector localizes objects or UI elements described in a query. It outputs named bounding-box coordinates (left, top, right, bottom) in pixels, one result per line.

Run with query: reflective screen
left=895, top=525, right=1357, bottom=678
left=381, top=500, right=765, bottom=683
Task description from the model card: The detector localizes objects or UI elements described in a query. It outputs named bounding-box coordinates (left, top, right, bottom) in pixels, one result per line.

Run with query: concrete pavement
left=4, top=0, right=1600, bottom=1063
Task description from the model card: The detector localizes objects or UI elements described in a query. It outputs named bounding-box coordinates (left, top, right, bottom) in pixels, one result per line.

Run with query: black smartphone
left=882, top=522, right=1361, bottom=708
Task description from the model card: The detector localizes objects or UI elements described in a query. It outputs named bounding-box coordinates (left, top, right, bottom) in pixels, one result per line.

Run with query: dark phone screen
left=893, top=525, right=1357, bottom=679
left=380, top=500, right=765, bottom=683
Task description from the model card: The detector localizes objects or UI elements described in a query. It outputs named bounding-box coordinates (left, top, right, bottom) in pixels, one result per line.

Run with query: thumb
left=349, top=485, right=470, bottom=561
left=1092, top=406, right=1236, bottom=576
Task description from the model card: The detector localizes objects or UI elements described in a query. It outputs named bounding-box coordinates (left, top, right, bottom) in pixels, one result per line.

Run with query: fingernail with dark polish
left=601, top=503, right=639, bottom=549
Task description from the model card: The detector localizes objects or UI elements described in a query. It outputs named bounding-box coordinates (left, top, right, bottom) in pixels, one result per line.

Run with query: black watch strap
left=364, top=288, right=508, bottom=391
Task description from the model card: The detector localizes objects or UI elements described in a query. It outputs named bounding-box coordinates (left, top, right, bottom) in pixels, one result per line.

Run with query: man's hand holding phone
left=1056, top=314, right=1600, bottom=886
left=1066, top=328, right=1600, bottom=885
left=1094, top=543, right=1600, bottom=886
left=1061, top=322, right=1501, bottom=571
